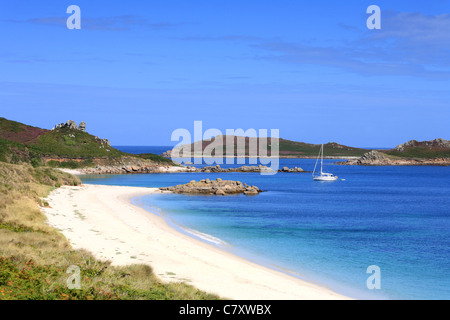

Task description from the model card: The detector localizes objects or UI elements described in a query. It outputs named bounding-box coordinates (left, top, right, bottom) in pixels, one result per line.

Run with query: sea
left=80, top=146, right=450, bottom=300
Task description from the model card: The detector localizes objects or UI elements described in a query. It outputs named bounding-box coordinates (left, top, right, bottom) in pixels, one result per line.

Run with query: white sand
left=57, top=168, right=84, bottom=175
left=42, top=184, right=349, bottom=300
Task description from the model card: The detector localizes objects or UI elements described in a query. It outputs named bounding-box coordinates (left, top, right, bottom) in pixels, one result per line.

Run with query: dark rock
left=357, top=150, right=387, bottom=165
left=278, top=166, right=305, bottom=173
left=160, top=150, right=172, bottom=158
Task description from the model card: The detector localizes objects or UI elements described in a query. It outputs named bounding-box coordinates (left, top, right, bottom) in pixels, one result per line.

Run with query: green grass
left=0, top=117, right=26, bottom=134
left=278, top=139, right=368, bottom=157
left=0, top=255, right=218, bottom=300
left=0, top=138, right=16, bottom=163
left=137, top=153, right=176, bottom=164
left=29, top=127, right=124, bottom=158
left=0, top=138, right=29, bottom=164
left=46, top=159, right=94, bottom=169
left=0, top=162, right=219, bottom=300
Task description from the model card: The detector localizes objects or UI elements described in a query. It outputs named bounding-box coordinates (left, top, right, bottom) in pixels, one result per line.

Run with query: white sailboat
left=312, top=144, right=338, bottom=181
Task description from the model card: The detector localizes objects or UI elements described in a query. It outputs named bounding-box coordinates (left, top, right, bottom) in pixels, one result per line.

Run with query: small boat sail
left=312, top=144, right=338, bottom=181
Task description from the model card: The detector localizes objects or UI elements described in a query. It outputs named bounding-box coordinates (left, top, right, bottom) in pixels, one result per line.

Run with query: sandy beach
left=42, top=184, right=349, bottom=300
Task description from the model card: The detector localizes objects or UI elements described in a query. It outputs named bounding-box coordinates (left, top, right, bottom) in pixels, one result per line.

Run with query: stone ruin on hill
left=52, top=120, right=86, bottom=132
left=52, top=120, right=111, bottom=148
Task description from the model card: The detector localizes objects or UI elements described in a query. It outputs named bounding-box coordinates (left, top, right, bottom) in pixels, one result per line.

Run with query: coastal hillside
left=0, top=117, right=174, bottom=169
left=278, top=138, right=368, bottom=157
left=386, top=138, right=450, bottom=159
left=164, top=135, right=369, bottom=158
left=340, top=138, right=450, bottom=166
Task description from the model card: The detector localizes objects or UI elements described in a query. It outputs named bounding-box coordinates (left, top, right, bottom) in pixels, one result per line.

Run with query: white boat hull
left=313, top=175, right=338, bottom=181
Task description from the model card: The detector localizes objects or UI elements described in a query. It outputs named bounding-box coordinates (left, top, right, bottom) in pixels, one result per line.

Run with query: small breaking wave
left=180, top=226, right=229, bottom=247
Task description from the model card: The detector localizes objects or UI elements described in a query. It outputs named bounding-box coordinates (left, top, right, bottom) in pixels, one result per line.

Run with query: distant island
left=1, top=117, right=449, bottom=170
left=161, top=135, right=368, bottom=159
left=162, top=134, right=450, bottom=166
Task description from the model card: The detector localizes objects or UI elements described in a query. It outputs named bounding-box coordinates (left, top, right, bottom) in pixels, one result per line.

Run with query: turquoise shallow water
left=82, top=153, right=450, bottom=300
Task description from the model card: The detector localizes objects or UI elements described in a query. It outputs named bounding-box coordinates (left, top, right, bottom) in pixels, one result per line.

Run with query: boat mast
left=320, top=144, right=324, bottom=175
left=312, top=144, right=320, bottom=178
left=312, top=144, right=325, bottom=178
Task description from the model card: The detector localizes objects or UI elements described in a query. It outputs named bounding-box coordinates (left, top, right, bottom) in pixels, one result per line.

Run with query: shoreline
left=42, top=184, right=350, bottom=300
left=131, top=195, right=311, bottom=283
left=172, top=155, right=360, bottom=159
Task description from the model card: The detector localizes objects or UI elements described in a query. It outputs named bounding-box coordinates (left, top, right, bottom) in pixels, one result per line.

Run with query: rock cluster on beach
left=72, top=163, right=310, bottom=174
left=159, top=178, right=262, bottom=196
left=79, top=164, right=175, bottom=174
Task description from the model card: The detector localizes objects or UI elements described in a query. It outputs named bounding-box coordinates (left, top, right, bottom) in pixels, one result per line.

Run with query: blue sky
left=0, top=0, right=449, bottom=147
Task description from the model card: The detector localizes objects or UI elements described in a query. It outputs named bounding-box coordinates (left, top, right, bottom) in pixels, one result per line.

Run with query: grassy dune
left=0, top=162, right=218, bottom=300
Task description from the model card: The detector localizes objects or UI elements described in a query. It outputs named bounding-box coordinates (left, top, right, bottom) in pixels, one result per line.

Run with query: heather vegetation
left=0, top=117, right=174, bottom=168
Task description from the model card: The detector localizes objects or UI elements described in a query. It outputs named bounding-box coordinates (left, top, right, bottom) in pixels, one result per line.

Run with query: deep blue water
left=82, top=148, right=450, bottom=300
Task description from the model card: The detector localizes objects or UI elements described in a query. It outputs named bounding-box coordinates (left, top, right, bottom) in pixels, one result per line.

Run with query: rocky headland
left=339, top=150, right=450, bottom=166
left=338, top=139, right=450, bottom=166
left=159, top=178, right=262, bottom=196
left=393, top=138, right=450, bottom=152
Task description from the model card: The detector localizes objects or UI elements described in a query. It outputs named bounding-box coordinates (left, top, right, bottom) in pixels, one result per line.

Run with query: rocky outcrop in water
left=280, top=166, right=305, bottom=172
left=159, top=178, right=262, bottom=196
